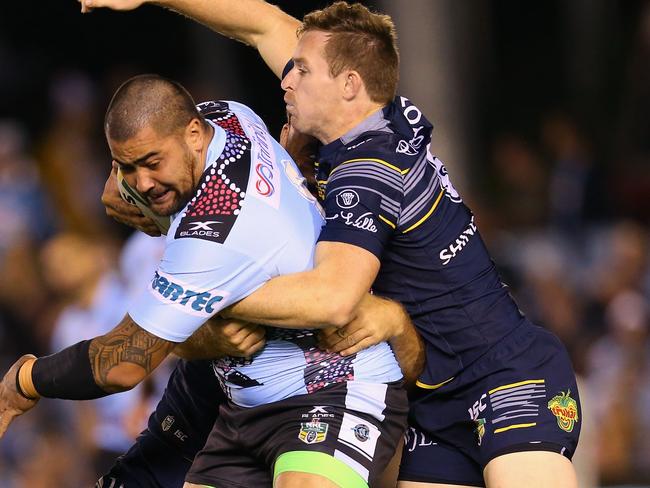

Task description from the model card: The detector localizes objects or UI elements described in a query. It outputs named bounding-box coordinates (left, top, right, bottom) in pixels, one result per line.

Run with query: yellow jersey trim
left=415, top=376, right=454, bottom=390
left=332, top=158, right=410, bottom=176
left=494, top=422, right=537, bottom=434
left=402, top=189, right=445, bottom=234
left=378, top=215, right=396, bottom=229
left=489, top=379, right=545, bottom=395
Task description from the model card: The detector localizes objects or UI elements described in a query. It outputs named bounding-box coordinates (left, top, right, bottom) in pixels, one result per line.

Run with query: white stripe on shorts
left=345, top=381, right=388, bottom=421
left=334, top=449, right=370, bottom=482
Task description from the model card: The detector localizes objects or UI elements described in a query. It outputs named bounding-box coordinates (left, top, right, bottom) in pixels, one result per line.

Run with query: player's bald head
left=105, top=74, right=201, bottom=141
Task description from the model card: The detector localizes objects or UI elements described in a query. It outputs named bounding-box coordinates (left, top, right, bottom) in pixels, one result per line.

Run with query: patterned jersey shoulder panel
left=173, top=101, right=252, bottom=244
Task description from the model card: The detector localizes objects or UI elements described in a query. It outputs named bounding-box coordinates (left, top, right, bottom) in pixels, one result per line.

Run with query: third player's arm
left=84, top=0, right=300, bottom=78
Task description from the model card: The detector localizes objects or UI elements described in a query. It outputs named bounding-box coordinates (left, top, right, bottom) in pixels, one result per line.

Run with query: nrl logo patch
left=548, top=390, right=579, bottom=432
left=299, top=421, right=328, bottom=444
left=474, top=418, right=486, bottom=446
left=161, top=415, right=175, bottom=432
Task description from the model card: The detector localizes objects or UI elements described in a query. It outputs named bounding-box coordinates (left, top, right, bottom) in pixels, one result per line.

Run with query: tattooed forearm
left=88, top=315, right=175, bottom=390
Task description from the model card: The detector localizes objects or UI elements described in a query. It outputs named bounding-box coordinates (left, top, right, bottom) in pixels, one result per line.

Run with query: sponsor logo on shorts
left=161, top=415, right=175, bottom=432
left=548, top=390, right=579, bottom=432
left=474, top=418, right=486, bottom=446
left=353, top=424, right=370, bottom=442
left=336, top=189, right=360, bottom=209
left=404, top=427, right=437, bottom=453
left=299, top=422, right=329, bottom=444
left=302, top=406, right=335, bottom=419
left=468, top=392, right=487, bottom=421
left=338, top=413, right=380, bottom=460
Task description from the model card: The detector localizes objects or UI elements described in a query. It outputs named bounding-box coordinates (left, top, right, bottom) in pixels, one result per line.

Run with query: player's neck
left=193, top=122, right=215, bottom=185
left=319, top=101, right=384, bottom=145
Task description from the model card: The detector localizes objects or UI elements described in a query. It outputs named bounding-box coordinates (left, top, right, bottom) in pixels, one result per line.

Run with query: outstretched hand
left=79, top=0, right=146, bottom=14
left=0, top=355, right=39, bottom=439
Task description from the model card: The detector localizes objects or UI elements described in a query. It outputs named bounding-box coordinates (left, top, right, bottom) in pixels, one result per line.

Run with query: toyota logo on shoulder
left=335, top=189, right=360, bottom=209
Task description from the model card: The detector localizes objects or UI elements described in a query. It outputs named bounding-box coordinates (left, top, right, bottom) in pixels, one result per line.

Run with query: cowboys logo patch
left=336, top=189, right=360, bottom=209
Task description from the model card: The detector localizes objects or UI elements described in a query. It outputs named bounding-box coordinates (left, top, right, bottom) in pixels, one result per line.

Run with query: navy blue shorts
left=96, top=430, right=192, bottom=488
left=400, top=323, right=581, bottom=486
left=97, top=359, right=224, bottom=487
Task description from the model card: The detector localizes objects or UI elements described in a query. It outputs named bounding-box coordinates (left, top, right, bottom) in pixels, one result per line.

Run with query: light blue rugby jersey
left=129, top=100, right=402, bottom=407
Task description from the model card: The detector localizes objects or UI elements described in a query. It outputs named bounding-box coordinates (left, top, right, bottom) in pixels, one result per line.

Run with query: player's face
left=109, top=125, right=199, bottom=216
left=281, top=30, right=345, bottom=144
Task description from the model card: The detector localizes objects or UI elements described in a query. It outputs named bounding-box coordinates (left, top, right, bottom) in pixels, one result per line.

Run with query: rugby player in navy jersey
left=83, top=1, right=583, bottom=487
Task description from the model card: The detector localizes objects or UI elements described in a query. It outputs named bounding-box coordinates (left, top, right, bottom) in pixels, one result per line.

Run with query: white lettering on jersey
left=327, top=211, right=378, bottom=233
left=439, top=216, right=477, bottom=265
left=399, top=96, right=462, bottom=203
left=241, top=115, right=282, bottom=208
left=148, top=270, right=231, bottom=317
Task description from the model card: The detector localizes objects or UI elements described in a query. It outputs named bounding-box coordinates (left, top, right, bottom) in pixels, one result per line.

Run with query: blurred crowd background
left=1, top=0, right=649, bottom=486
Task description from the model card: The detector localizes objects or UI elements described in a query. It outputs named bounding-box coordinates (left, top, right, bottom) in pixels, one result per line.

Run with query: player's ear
left=185, top=117, right=204, bottom=151
left=342, top=70, right=363, bottom=101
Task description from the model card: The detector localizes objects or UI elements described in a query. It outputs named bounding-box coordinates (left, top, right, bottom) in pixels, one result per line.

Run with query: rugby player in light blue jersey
left=0, top=75, right=422, bottom=488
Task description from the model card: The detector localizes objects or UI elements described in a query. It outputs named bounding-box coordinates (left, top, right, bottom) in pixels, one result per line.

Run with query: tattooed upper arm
left=89, top=314, right=176, bottom=391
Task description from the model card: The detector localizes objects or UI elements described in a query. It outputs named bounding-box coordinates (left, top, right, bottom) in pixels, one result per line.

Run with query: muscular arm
left=88, top=314, right=176, bottom=392
left=84, top=0, right=300, bottom=78
left=226, top=241, right=380, bottom=328
left=227, top=246, right=424, bottom=382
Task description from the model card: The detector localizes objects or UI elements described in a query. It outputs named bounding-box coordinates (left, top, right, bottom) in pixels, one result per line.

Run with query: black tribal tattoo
left=89, top=315, right=175, bottom=390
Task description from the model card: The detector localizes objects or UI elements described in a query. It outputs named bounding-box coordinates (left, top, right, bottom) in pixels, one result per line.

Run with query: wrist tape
left=16, top=358, right=38, bottom=399
left=32, top=340, right=110, bottom=400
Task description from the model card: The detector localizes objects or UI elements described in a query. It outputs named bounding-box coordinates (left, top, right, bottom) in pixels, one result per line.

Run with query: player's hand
left=318, top=296, right=403, bottom=356
left=79, top=0, right=146, bottom=14
left=280, top=115, right=318, bottom=186
left=0, top=355, right=40, bottom=439
left=215, top=320, right=266, bottom=357
left=102, top=166, right=161, bottom=237
left=174, top=319, right=266, bottom=359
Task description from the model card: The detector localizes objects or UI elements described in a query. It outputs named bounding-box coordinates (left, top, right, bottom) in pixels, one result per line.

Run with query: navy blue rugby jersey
left=316, top=96, right=528, bottom=388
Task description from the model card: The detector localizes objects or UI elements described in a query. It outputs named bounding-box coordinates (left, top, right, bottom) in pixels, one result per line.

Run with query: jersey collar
left=317, top=106, right=392, bottom=164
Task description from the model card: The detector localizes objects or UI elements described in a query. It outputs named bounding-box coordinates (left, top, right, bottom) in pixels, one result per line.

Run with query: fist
left=0, top=355, right=40, bottom=438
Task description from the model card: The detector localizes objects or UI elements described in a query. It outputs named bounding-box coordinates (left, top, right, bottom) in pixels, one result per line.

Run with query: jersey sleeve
left=128, top=238, right=270, bottom=342
left=318, top=158, right=404, bottom=258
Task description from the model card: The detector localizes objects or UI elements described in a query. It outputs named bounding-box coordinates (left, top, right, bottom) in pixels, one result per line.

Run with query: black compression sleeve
left=31, top=340, right=110, bottom=400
